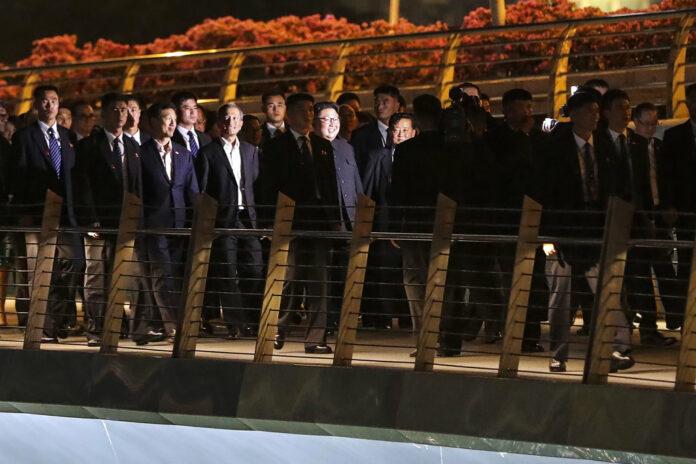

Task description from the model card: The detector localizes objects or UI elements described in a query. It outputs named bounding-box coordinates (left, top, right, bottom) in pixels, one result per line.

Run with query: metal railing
left=2, top=9, right=696, bottom=118
left=1, top=190, right=695, bottom=392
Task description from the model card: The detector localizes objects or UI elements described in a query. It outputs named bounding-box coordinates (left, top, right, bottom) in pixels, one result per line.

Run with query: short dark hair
left=600, top=88, right=630, bottom=112
left=124, top=94, right=146, bottom=110
left=388, top=112, right=413, bottom=129
left=412, top=94, right=441, bottom=122
left=100, top=92, right=128, bottom=112
left=71, top=99, right=92, bottom=115
left=336, top=92, right=360, bottom=106
left=243, top=114, right=260, bottom=124
left=286, top=93, right=314, bottom=109
left=33, top=85, right=59, bottom=100
left=216, top=103, right=243, bottom=122
left=357, top=111, right=376, bottom=125
left=633, top=102, right=658, bottom=120
left=564, top=91, right=600, bottom=115
left=314, top=101, right=339, bottom=116
left=171, top=91, right=197, bottom=110
left=686, top=83, right=696, bottom=99
left=584, top=78, right=610, bottom=90
left=373, top=85, right=400, bottom=99
left=480, top=93, right=490, bottom=101
left=147, top=101, right=176, bottom=121
left=262, top=89, right=285, bottom=105
left=502, top=88, right=532, bottom=107
left=458, top=82, right=480, bottom=95
left=0, top=100, right=7, bottom=110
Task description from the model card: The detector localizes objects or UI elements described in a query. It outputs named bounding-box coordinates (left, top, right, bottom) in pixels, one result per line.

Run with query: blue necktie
left=188, top=130, right=199, bottom=158
left=113, top=137, right=122, bottom=159
left=47, top=127, right=62, bottom=177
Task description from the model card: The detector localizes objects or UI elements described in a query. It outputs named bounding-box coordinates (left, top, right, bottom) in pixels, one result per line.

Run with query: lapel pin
left=45, top=151, right=50, bottom=156
left=321, top=149, right=327, bottom=156
left=110, top=164, right=116, bottom=169
left=135, top=153, right=139, bottom=158
left=69, top=143, right=73, bottom=148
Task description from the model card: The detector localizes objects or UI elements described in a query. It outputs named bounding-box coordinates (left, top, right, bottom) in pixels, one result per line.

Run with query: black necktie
left=619, top=133, right=635, bottom=196
left=582, top=143, right=597, bottom=202
left=299, top=135, right=311, bottom=159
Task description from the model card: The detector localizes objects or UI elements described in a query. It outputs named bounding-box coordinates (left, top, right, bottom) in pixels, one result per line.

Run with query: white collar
left=177, top=125, right=196, bottom=138
left=104, top=129, right=122, bottom=146
left=38, top=120, right=59, bottom=136
left=573, top=131, right=593, bottom=149
left=608, top=128, right=628, bottom=143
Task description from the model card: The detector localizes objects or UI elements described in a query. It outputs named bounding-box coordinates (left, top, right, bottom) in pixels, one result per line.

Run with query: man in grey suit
left=313, top=101, right=363, bottom=328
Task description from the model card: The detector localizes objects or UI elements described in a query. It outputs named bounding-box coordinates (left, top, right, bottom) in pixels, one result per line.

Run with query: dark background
left=0, top=0, right=487, bottom=64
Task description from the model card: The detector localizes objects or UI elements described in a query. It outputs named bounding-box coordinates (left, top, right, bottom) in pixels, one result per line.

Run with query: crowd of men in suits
left=0, top=75, right=693, bottom=371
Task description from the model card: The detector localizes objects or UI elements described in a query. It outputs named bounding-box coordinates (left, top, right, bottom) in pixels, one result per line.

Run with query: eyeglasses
left=318, top=117, right=339, bottom=125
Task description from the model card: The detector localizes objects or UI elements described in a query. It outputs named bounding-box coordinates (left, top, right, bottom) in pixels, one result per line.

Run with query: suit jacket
left=0, top=136, right=12, bottom=206
left=172, top=128, right=212, bottom=192
left=362, top=146, right=393, bottom=231
left=260, top=123, right=285, bottom=152
left=331, top=137, right=363, bottom=228
left=200, top=137, right=259, bottom=228
left=12, top=122, right=78, bottom=226
left=139, top=139, right=199, bottom=229
left=662, top=120, right=696, bottom=221
left=75, top=129, right=143, bottom=228
left=539, top=128, right=624, bottom=269
left=257, top=130, right=341, bottom=231
left=350, top=121, right=384, bottom=178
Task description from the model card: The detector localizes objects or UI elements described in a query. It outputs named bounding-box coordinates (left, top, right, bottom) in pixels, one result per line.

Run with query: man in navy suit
left=350, top=85, right=401, bottom=177
left=76, top=92, right=143, bottom=346
left=312, top=101, right=363, bottom=329
left=135, top=102, right=199, bottom=344
left=257, top=93, right=341, bottom=354
left=171, top=91, right=212, bottom=190
left=12, top=85, right=84, bottom=342
left=198, top=103, right=263, bottom=339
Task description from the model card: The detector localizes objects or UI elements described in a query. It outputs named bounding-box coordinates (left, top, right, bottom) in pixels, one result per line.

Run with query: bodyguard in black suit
left=259, top=89, right=287, bottom=150
left=135, top=102, right=199, bottom=344
left=662, top=83, right=696, bottom=331
left=12, top=85, right=84, bottom=341
left=123, top=94, right=151, bottom=147
left=539, top=90, right=633, bottom=373
left=257, top=93, right=341, bottom=354
left=313, top=101, right=364, bottom=328
left=198, top=103, right=263, bottom=339
left=350, top=85, right=401, bottom=177
left=76, top=93, right=143, bottom=345
left=171, top=92, right=213, bottom=190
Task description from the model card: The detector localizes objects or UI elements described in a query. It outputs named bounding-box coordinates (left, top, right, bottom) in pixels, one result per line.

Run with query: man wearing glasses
left=71, top=101, right=96, bottom=141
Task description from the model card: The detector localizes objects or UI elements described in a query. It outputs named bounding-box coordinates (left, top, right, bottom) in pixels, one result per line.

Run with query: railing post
left=172, top=194, right=218, bottom=358
left=583, top=196, right=634, bottom=385
left=549, top=24, right=576, bottom=119
left=414, top=194, right=457, bottom=372
left=498, top=196, right=543, bottom=378
left=667, top=14, right=696, bottom=119
left=219, top=52, right=246, bottom=104
left=22, top=190, right=62, bottom=350
left=120, top=62, right=141, bottom=94
left=675, top=233, right=696, bottom=392
left=100, top=192, right=142, bottom=354
left=254, top=193, right=295, bottom=363
left=333, top=194, right=375, bottom=367
left=437, top=33, right=463, bottom=104
left=15, top=72, right=39, bottom=116
left=326, top=43, right=352, bottom=102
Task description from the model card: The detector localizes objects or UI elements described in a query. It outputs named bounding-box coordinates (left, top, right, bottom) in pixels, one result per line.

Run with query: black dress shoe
left=609, top=351, right=635, bottom=373
left=226, top=327, right=241, bottom=340
left=549, top=359, right=566, bottom=372
left=640, top=331, right=677, bottom=346
left=87, top=338, right=101, bottom=347
left=436, top=348, right=460, bottom=357
left=576, top=327, right=590, bottom=336
left=409, top=349, right=418, bottom=358
left=41, top=336, right=59, bottom=344
left=274, top=332, right=285, bottom=350
left=241, top=324, right=257, bottom=337
left=484, top=331, right=502, bottom=344
left=521, top=342, right=545, bottom=353
left=135, top=330, right=166, bottom=346
left=199, top=322, right=214, bottom=336
left=305, top=344, right=332, bottom=354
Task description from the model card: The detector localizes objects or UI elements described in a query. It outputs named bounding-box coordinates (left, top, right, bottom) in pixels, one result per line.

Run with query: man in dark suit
left=123, top=95, right=151, bottom=146
left=313, top=101, right=363, bottom=328
left=539, top=90, right=634, bottom=373
left=259, top=89, right=287, bottom=150
left=662, top=83, right=696, bottom=331
left=171, top=92, right=212, bottom=190
left=198, top=103, right=263, bottom=339
left=257, top=93, right=341, bottom=354
left=351, top=85, right=401, bottom=177
left=12, top=85, right=85, bottom=342
left=134, top=102, right=199, bottom=344
left=599, top=91, right=676, bottom=347
left=485, top=88, right=549, bottom=352
left=76, top=93, right=143, bottom=346
left=631, top=102, right=683, bottom=336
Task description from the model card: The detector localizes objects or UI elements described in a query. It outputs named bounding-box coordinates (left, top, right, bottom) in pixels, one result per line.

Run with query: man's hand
left=87, top=222, right=100, bottom=239
left=390, top=239, right=400, bottom=249
left=543, top=243, right=556, bottom=256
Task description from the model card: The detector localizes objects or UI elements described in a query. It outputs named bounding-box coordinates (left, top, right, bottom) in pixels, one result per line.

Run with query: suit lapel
left=216, top=139, right=236, bottom=182
left=31, top=125, right=53, bottom=171
left=144, top=140, right=171, bottom=185
left=99, top=132, right=122, bottom=183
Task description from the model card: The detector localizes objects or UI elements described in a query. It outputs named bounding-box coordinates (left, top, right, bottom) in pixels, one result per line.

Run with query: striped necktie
left=47, top=127, right=62, bottom=177
left=188, top=130, right=199, bottom=157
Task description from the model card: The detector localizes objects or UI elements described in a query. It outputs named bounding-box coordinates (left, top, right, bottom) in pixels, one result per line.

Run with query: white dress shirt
left=38, top=120, right=61, bottom=148
left=266, top=122, right=285, bottom=138
left=104, top=130, right=124, bottom=162
left=124, top=130, right=142, bottom=146
left=221, top=137, right=244, bottom=210
left=155, top=140, right=172, bottom=180
left=177, top=125, right=199, bottom=152
left=377, top=120, right=388, bottom=146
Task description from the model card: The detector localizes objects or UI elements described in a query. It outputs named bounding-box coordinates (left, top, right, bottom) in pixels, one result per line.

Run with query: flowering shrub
left=0, top=0, right=694, bottom=102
